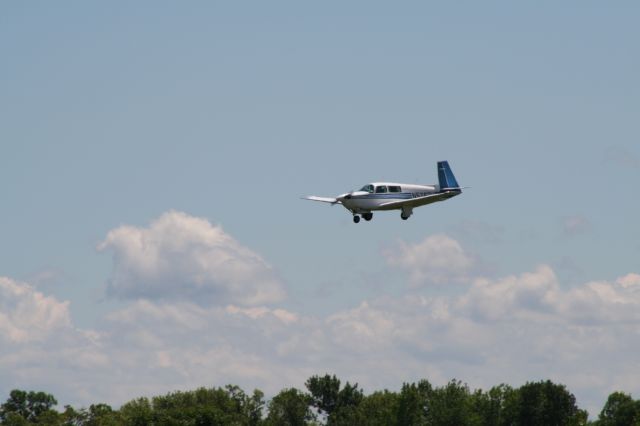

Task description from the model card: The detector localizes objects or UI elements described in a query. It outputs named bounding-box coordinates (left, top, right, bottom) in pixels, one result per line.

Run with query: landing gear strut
left=353, top=215, right=360, bottom=223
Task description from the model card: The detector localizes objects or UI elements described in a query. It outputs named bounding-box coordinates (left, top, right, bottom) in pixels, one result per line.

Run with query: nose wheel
left=353, top=215, right=360, bottom=223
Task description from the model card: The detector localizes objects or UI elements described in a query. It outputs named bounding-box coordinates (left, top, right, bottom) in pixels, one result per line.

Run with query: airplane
left=303, top=161, right=464, bottom=223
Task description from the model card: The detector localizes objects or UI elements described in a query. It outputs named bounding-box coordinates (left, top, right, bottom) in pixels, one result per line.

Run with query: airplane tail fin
left=437, top=161, right=460, bottom=190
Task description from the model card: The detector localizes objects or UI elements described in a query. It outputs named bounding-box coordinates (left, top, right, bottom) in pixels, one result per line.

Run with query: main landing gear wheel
left=363, top=213, right=373, bottom=221
left=353, top=215, right=361, bottom=223
left=401, top=213, right=410, bottom=220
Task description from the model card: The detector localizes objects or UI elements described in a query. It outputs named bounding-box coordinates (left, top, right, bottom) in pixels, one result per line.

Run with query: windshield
left=359, top=184, right=374, bottom=193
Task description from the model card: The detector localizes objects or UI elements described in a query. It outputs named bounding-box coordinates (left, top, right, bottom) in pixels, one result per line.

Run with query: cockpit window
left=389, top=186, right=401, bottom=193
left=375, top=185, right=388, bottom=193
left=360, top=184, right=374, bottom=193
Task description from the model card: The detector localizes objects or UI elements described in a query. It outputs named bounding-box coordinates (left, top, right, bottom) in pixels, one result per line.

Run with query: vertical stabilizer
left=437, top=161, right=460, bottom=189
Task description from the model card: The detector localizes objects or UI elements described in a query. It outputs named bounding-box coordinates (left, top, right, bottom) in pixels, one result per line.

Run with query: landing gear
left=401, top=208, right=413, bottom=220
left=353, top=213, right=371, bottom=223
left=401, top=213, right=410, bottom=220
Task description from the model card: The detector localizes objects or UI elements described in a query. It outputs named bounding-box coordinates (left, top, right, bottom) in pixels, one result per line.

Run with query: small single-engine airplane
left=304, top=161, right=464, bottom=223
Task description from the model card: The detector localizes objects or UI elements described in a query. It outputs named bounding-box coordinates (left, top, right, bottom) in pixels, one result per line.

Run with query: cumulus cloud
left=0, top=277, right=105, bottom=406
left=104, top=264, right=640, bottom=412
left=3, top=233, right=640, bottom=417
left=0, top=277, right=71, bottom=343
left=314, top=266, right=640, bottom=414
left=457, top=265, right=560, bottom=322
left=617, top=273, right=640, bottom=288
left=383, top=234, right=475, bottom=286
left=559, top=273, right=640, bottom=324
left=3, top=261, right=640, bottom=416
left=100, top=301, right=311, bottom=395
left=98, top=211, right=285, bottom=306
left=88, top=259, right=638, bottom=409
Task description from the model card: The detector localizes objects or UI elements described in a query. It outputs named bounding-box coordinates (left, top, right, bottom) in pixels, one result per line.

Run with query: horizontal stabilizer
left=303, top=196, right=340, bottom=204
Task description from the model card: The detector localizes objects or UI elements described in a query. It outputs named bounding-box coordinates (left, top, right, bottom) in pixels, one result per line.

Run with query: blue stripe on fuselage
left=355, top=192, right=437, bottom=200
left=358, top=193, right=413, bottom=199
left=355, top=190, right=456, bottom=200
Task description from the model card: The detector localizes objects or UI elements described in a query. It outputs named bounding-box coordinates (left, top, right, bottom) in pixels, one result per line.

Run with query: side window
left=375, top=185, right=388, bottom=193
left=360, top=184, right=374, bottom=193
left=389, top=186, right=401, bottom=193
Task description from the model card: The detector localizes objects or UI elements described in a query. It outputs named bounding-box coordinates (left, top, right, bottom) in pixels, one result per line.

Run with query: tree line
left=1, top=375, right=639, bottom=425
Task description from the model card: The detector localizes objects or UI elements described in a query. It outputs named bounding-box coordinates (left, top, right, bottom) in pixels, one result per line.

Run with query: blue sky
left=1, top=1, right=639, bottom=417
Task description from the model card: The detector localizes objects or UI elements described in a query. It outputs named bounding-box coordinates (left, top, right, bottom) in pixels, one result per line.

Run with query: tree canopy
left=1, top=375, right=637, bottom=425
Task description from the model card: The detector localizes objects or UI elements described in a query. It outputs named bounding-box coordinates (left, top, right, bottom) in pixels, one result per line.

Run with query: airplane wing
left=378, top=192, right=454, bottom=210
left=303, top=196, right=341, bottom=204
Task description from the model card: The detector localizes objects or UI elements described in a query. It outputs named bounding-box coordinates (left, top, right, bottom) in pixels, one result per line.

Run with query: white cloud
left=0, top=277, right=105, bottom=406
left=0, top=277, right=71, bottom=343
left=98, top=300, right=319, bottom=400
left=383, top=234, right=475, bottom=286
left=617, top=273, right=640, bottom=288
left=457, top=265, right=560, bottom=322
left=98, top=211, right=285, bottom=306
left=3, top=233, right=640, bottom=418
left=85, top=261, right=640, bottom=413
left=312, top=266, right=640, bottom=415
left=326, top=301, right=396, bottom=351
left=559, top=275, right=640, bottom=324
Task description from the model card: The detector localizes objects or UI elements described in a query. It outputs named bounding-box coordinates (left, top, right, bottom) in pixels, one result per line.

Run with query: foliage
left=1, top=376, right=638, bottom=425
left=0, top=390, right=57, bottom=424
left=504, top=380, right=588, bottom=426
left=265, top=388, right=315, bottom=426
left=397, top=379, right=432, bottom=425
left=305, top=374, right=363, bottom=425
left=596, top=391, right=640, bottom=426
left=354, top=390, right=398, bottom=426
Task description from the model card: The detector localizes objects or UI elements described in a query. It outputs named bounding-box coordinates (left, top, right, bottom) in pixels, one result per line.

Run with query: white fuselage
left=340, top=182, right=440, bottom=213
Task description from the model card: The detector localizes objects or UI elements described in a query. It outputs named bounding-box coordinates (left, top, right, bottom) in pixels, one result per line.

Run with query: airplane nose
left=337, top=192, right=352, bottom=202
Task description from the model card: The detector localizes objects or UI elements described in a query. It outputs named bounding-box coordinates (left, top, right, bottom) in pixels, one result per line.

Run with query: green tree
left=305, top=374, right=363, bottom=425
left=503, top=380, right=587, bottom=426
left=119, top=385, right=265, bottom=425
left=426, top=380, right=483, bottom=426
left=59, top=405, right=86, bottom=426
left=306, top=375, right=341, bottom=416
left=354, top=390, right=399, bottom=426
left=468, top=384, right=515, bottom=426
left=0, top=412, right=29, bottom=426
left=119, top=397, right=153, bottom=426
left=397, top=380, right=432, bottom=426
left=597, top=392, right=640, bottom=426
left=224, top=385, right=265, bottom=426
left=265, top=388, right=315, bottom=426
left=80, top=403, right=122, bottom=426
left=151, top=387, right=236, bottom=424
left=0, top=390, right=58, bottom=424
